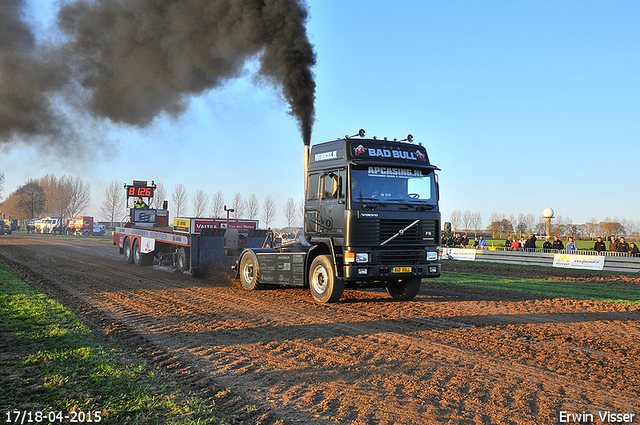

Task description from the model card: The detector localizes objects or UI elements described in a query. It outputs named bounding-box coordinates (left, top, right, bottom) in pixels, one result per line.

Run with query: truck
left=65, top=216, right=105, bottom=236
left=113, top=180, right=262, bottom=273
left=234, top=129, right=441, bottom=303
left=66, top=216, right=94, bottom=235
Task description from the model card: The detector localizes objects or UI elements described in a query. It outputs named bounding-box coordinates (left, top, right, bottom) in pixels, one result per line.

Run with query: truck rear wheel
left=309, top=255, right=344, bottom=303
left=387, top=277, right=422, bottom=301
left=239, top=251, right=262, bottom=290
left=124, top=237, right=135, bottom=264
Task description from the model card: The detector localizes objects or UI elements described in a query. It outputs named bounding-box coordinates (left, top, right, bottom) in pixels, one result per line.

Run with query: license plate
left=391, top=267, right=412, bottom=273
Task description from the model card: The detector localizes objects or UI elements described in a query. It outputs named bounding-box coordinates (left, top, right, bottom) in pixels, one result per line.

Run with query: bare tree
left=16, top=182, right=46, bottom=219
left=35, top=174, right=90, bottom=220
left=154, top=183, right=167, bottom=208
left=461, top=210, right=473, bottom=232
left=449, top=210, right=461, bottom=232
left=210, top=191, right=224, bottom=217
left=471, top=211, right=482, bottom=236
left=231, top=192, right=246, bottom=219
left=296, top=199, right=305, bottom=226
left=283, top=197, right=297, bottom=227
left=171, top=183, right=189, bottom=217
left=246, top=194, right=259, bottom=220
left=0, top=172, right=5, bottom=200
left=262, top=195, right=276, bottom=228
left=101, top=180, right=126, bottom=227
left=192, top=189, right=209, bottom=217
left=66, top=176, right=92, bottom=218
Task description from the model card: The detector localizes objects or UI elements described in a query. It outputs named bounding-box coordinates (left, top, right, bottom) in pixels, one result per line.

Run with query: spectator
left=542, top=237, right=552, bottom=252
left=552, top=236, right=564, bottom=251
left=617, top=237, right=630, bottom=253
left=519, top=236, right=526, bottom=250
left=594, top=237, right=606, bottom=253
left=566, top=237, right=577, bottom=254
left=524, top=233, right=537, bottom=251
left=609, top=235, right=619, bottom=253
left=511, top=238, right=520, bottom=251
left=629, top=243, right=639, bottom=256
left=461, top=234, right=469, bottom=247
left=505, top=235, right=512, bottom=250
left=473, top=237, right=479, bottom=248
left=478, top=236, right=486, bottom=249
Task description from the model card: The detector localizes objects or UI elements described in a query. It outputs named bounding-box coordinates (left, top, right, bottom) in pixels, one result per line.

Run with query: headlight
left=356, top=253, right=369, bottom=263
left=426, top=251, right=438, bottom=261
left=346, top=251, right=369, bottom=263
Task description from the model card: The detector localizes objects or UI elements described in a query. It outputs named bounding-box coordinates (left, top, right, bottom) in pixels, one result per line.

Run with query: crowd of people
left=442, top=232, right=640, bottom=256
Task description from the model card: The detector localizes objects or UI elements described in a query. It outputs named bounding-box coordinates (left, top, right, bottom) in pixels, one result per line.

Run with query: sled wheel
left=176, top=247, right=189, bottom=273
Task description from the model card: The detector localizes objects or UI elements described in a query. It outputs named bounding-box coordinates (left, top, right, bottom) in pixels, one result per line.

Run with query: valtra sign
left=173, top=218, right=258, bottom=234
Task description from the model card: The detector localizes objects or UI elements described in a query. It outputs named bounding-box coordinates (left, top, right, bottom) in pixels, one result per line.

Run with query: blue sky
left=2, top=0, right=639, bottom=228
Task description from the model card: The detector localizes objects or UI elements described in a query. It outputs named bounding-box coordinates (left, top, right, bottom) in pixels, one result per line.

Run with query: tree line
left=449, top=209, right=640, bottom=240
left=1, top=174, right=91, bottom=223
left=1, top=175, right=303, bottom=230
left=100, top=180, right=303, bottom=229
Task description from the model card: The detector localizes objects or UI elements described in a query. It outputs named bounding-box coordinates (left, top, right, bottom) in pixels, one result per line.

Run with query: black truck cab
left=236, top=132, right=441, bottom=303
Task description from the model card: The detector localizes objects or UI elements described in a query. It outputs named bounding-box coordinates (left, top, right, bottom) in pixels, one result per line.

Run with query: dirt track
left=1, top=234, right=639, bottom=424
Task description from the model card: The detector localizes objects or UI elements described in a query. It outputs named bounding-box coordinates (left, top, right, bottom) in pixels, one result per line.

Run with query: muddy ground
left=1, top=234, right=638, bottom=424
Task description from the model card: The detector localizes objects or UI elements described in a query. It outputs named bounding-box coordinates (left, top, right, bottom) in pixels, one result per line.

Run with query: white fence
left=441, top=247, right=640, bottom=273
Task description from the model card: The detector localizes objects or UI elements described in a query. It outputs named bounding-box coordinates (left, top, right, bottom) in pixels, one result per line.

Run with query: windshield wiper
left=357, top=197, right=387, bottom=207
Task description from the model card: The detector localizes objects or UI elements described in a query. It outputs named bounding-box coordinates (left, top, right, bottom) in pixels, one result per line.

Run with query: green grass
left=439, top=270, right=640, bottom=305
left=0, top=264, right=227, bottom=425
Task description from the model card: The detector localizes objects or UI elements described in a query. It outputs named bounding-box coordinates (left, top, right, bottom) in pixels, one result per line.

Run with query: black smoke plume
left=0, top=0, right=316, bottom=147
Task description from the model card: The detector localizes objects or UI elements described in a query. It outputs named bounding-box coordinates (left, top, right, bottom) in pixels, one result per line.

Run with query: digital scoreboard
left=124, top=181, right=156, bottom=199
left=127, top=185, right=154, bottom=198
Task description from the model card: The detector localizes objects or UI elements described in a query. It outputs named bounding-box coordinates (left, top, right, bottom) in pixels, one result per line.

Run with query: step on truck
left=234, top=129, right=441, bottom=303
left=114, top=180, right=260, bottom=274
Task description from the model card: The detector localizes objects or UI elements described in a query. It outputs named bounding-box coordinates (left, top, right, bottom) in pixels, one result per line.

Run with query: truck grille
left=379, top=249, right=421, bottom=265
left=354, top=218, right=438, bottom=247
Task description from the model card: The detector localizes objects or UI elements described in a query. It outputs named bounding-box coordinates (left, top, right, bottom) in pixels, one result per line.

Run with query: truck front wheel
left=387, top=277, right=422, bottom=301
left=309, top=255, right=344, bottom=303
left=239, top=251, right=262, bottom=291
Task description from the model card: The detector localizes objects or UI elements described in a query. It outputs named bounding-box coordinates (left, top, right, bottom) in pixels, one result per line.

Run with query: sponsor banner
left=553, top=254, right=605, bottom=270
left=443, top=248, right=476, bottom=261
left=173, top=217, right=259, bottom=234
left=351, top=143, right=427, bottom=162
left=367, top=166, right=423, bottom=178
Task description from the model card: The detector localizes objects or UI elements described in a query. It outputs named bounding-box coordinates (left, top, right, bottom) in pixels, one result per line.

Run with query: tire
left=238, top=251, right=262, bottom=291
left=176, top=247, right=189, bottom=273
left=133, top=239, right=154, bottom=266
left=309, top=255, right=344, bottom=303
left=387, top=277, right=422, bottom=301
left=124, top=238, right=135, bottom=264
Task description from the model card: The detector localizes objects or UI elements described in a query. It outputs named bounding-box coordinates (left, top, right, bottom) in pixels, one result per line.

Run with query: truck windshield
left=351, top=166, right=437, bottom=205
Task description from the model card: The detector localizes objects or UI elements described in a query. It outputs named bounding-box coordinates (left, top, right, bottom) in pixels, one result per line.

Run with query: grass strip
left=438, top=271, right=640, bottom=305
left=0, top=264, right=227, bottom=424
